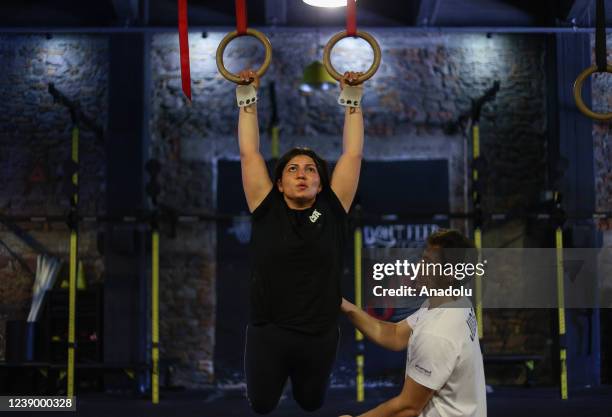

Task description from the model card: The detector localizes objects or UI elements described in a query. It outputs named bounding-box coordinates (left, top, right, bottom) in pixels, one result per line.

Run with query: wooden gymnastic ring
left=323, top=30, right=381, bottom=85
left=216, top=28, right=272, bottom=85
left=573, top=65, right=612, bottom=121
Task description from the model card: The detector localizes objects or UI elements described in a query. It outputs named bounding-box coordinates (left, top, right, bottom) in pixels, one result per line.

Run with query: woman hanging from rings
left=215, top=1, right=380, bottom=412
left=237, top=68, right=364, bottom=414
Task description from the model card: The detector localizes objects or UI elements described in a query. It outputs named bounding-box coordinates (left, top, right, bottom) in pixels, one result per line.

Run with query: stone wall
left=592, top=33, right=612, bottom=384
left=593, top=34, right=612, bottom=213
left=0, top=35, right=107, bottom=362
left=0, top=35, right=108, bottom=215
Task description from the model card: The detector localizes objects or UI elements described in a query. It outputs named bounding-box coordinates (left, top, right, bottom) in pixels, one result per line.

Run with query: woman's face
left=277, top=155, right=322, bottom=203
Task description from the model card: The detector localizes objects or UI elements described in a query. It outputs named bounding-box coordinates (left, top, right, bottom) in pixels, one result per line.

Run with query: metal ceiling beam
left=1, top=25, right=610, bottom=34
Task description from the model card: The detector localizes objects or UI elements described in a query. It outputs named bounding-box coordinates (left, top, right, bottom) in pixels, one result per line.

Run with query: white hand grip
left=236, top=85, right=258, bottom=108
left=338, top=85, right=363, bottom=108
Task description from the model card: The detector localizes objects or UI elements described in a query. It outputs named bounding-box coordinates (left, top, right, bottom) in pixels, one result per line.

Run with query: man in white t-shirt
left=339, top=229, right=487, bottom=417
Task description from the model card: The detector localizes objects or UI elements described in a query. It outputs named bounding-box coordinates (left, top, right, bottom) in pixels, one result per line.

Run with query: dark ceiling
left=0, top=0, right=611, bottom=29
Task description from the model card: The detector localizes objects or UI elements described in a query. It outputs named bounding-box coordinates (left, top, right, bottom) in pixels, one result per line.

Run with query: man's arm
left=341, top=298, right=412, bottom=352
left=331, top=72, right=364, bottom=212
left=238, top=70, right=272, bottom=212
left=340, top=376, right=434, bottom=417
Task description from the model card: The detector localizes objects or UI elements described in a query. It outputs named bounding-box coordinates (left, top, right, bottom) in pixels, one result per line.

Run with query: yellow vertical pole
left=472, top=124, right=481, bottom=163
left=472, top=124, right=483, bottom=338
left=556, top=225, right=568, bottom=400
left=67, top=125, right=79, bottom=398
left=152, top=229, right=160, bottom=404
left=271, top=125, right=280, bottom=160
left=354, top=227, right=364, bottom=402
left=474, top=229, right=483, bottom=338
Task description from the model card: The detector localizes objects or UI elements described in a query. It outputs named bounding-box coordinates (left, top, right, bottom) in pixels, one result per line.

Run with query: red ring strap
left=346, top=0, right=357, bottom=36
left=236, top=0, right=248, bottom=35
left=178, top=0, right=191, bottom=100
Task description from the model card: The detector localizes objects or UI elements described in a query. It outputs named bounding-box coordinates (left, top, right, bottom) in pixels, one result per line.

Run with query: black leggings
left=244, top=323, right=339, bottom=414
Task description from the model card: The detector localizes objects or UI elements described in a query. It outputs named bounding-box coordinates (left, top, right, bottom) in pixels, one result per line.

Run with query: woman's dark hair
left=273, top=147, right=330, bottom=190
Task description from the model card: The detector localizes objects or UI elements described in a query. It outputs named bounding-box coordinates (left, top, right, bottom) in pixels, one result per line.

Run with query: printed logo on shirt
left=414, top=363, right=432, bottom=377
left=466, top=308, right=477, bottom=341
left=309, top=209, right=322, bottom=223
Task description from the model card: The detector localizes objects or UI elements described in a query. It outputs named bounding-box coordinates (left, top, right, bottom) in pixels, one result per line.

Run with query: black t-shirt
left=249, top=186, right=348, bottom=334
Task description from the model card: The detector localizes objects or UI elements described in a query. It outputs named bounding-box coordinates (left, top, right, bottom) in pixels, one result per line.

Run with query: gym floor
left=34, top=386, right=612, bottom=417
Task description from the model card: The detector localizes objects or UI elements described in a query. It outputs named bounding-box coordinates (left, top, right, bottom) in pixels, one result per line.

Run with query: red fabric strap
left=236, top=0, right=248, bottom=35
left=178, top=0, right=191, bottom=100
left=346, top=0, right=357, bottom=36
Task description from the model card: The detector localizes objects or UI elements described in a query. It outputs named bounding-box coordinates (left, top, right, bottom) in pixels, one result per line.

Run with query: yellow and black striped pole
left=554, top=192, right=568, bottom=400
left=472, top=123, right=483, bottom=339
left=152, top=226, right=160, bottom=404
left=354, top=225, right=364, bottom=402
left=67, top=125, right=79, bottom=398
